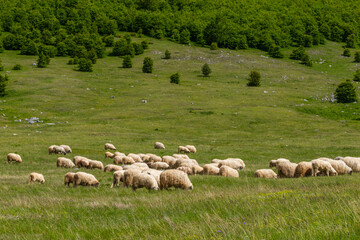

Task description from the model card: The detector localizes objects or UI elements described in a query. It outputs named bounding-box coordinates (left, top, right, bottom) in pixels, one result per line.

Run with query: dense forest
left=0, top=0, right=360, bottom=60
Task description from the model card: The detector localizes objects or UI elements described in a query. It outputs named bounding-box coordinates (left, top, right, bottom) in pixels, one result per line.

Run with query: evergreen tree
left=0, top=59, right=4, bottom=71
left=88, top=49, right=97, bottom=64
left=133, top=43, right=144, bottom=55
left=170, top=72, right=180, bottom=84
left=353, top=69, right=360, bottom=82
left=78, top=58, right=93, bottom=72
left=268, top=45, right=284, bottom=58
left=142, top=57, right=153, bottom=73
left=12, top=64, right=22, bottom=70
left=346, top=34, right=356, bottom=48
left=210, top=42, right=218, bottom=50
left=354, top=51, right=360, bottom=63
left=202, top=63, right=211, bottom=77
left=343, top=48, right=351, bottom=57
left=180, top=29, right=190, bottom=44
left=0, top=74, right=9, bottom=97
left=164, top=50, right=171, bottom=59
left=37, top=52, right=50, bottom=68
left=335, top=80, right=357, bottom=103
left=122, top=55, right=132, bottom=68
left=301, top=54, right=313, bottom=67
left=247, top=71, right=261, bottom=87
left=290, top=46, right=306, bottom=60
left=141, top=40, right=149, bottom=50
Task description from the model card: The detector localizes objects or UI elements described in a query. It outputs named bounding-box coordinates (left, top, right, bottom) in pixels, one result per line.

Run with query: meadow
left=1, top=37, right=360, bottom=239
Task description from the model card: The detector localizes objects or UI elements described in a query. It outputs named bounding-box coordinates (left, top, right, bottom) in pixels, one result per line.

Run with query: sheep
left=178, top=146, right=190, bottom=153
left=104, top=164, right=123, bottom=172
left=142, top=169, right=162, bottom=186
left=7, top=153, right=22, bottom=163
left=218, top=159, right=244, bottom=170
left=114, top=152, right=126, bottom=157
left=191, top=165, right=203, bottom=175
left=64, top=172, right=75, bottom=186
left=122, top=156, right=135, bottom=165
left=113, top=155, right=124, bottom=165
left=294, top=162, right=313, bottom=177
left=203, top=164, right=220, bottom=175
left=57, top=157, right=75, bottom=168
left=133, top=162, right=149, bottom=170
left=211, top=159, right=222, bottom=164
left=177, top=166, right=193, bottom=175
left=88, top=160, right=104, bottom=170
left=128, top=153, right=142, bottom=163
left=185, top=145, right=196, bottom=153
left=145, top=153, right=162, bottom=163
left=162, top=156, right=176, bottom=164
left=335, top=157, right=360, bottom=172
left=76, top=158, right=90, bottom=168
left=73, top=156, right=88, bottom=166
left=105, top=152, right=115, bottom=159
left=48, top=145, right=56, bottom=154
left=173, top=158, right=195, bottom=169
left=269, top=158, right=290, bottom=168
left=154, top=142, right=165, bottom=149
left=111, top=170, right=125, bottom=188
left=149, top=162, right=169, bottom=170
left=139, top=153, right=151, bottom=162
left=123, top=169, right=141, bottom=187
left=254, top=169, right=277, bottom=179
left=219, top=166, right=239, bottom=177
left=311, top=159, right=337, bottom=177
left=173, top=154, right=190, bottom=159
left=105, top=143, right=116, bottom=150
left=73, top=172, right=99, bottom=187
left=60, top=145, right=72, bottom=153
left=28, top=173, right=45, bottom=184
left=53, top=146, right=67, bottom=155
left=132, top=173, right=159, bottom=191
left=159, top=170, right=193, bottom=190
left=322, top=158, right=352, bottom=175
left=276, top=161, right=298, bottom=178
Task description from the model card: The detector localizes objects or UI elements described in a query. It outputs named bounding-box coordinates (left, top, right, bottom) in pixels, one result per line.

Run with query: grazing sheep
left=111, top=170, right=125, bottom=188
left=219, top=166, right=239, bottom=177
left=105, top=152, right=115, bottom=159
left=123, top=169, right=141, bottom=187
left=88, top=160, right=104, bottom=170
left=211, top=159, right=222, bottom=164
left=28, top=173, right=45, bottom=184
left=276, top=161, right=298, bottom=178
left=177, top=166, right=193, bottom=175
left=173, top=158, right=194, bottom=169
left=54, top=146, right=67, bottom=155
left=154, top=142, right=165, bottom=149
left=322, top=158, right=352, bottom=175
left=7, top=153, right=22, bottom=163
left=173, top=154, right=190, bottom=159
left=128, top=153, right=142, bottom=163
left=178, top=146, right=190, bottom=153
left=105, top=143, right=116, bottom=150
left=76, top=158, right=90, bottom=168
left=162, top=156, right=176, bottom=164
left=132, top=173, right=159, bottom=191
left=335, top=157, right=360, bottom=172
left=73, top=156, right=88, bottom=165
left=149, top=162, right=169, bottom=170
left=64, top=172, right=76, bottom=186
left=146, top=153, right=162, bottom=163
left=114, top=152, right=126, bottom=157
left=57, top=157, right=75, bottom=168
left=159, top=170, right=193, bottom=190
left=139, top=154, right=151, bottom=162
left=122, top=156, right=135, bottom=165
left=113, top=155, right=124, bottom=165
left=294, top=162, right=313, bottom=178
left=104, top=164, right=123, bottom=172
left=60, top=145, right=72, bottom=153
left=73, top=172, right=99, bottom=187
left=191, top=165, right=203, bottom=175
left=218, top=159, right=244, bottom=170
left=254, top=169, right=277, bottom=179
left=48, top=145, right=56, bottom=154
left=142, top=169, right=162, bottom=186
left=123, top=165, right=142, bottom=171
left=269, top=158, right=290, bottom=168
left=311, top=159, right=337, bottom=177
left=133, top=162, right=149, bottom=170
left=203, top=164, right=220, bottom=175
left=185, top=145, right=196, bottom=153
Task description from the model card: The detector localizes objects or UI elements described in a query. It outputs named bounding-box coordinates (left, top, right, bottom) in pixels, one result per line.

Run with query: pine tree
left=170, top=72, right=180, bottom=84
left=247, top=71, right=261, bottom=87
left=78, top=58, right=93, bottom=72
left=142, top=57, right=153, bottom=73
left=335, top=79, right=357, bottom=103
left=0, top=74, right=9, bottom=97
left=202, top=63, right=211, bottom=77
left=164, top=50, right=171, bottom=59
left=122, top=55, right=132, bottom=68
left=37, top=52, right=50, bottom=68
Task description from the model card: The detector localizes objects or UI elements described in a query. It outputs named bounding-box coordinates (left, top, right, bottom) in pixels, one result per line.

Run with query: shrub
left=353, top=69, right=360, bottom=82
left=170, top=72, right=180, bottom=84
left=247, top=71, right=261, bottom=87
left=164, top=50, right=171, bottom=59
left=0, top=59, right=4, bottom=71
left=67, top=59, right=74, bottom=65
left=180, top=29, right=190, bottom=44
left=290, top=46, right=306, bottom=60
left=37, top=52, right=50, bottom=68
left=122, top=55, right=132, bottom=68
left=133, top=43, right=144, bottom=55
left=210, top=42, right=218, bottom=50
left=142, top=57, right=153, bottom=73
left=268, top=45, right=284, bottom=58
left=301, top=54, right=313, bottom=67
left=12, top=64, right=22, bottom=70
left=346, top=34, right=356, bottom=48
left=141, top=40, right=149, bottom=50
left=343, top=48, right=351, bottom=57
left=335, top=79, right=357, bottom=103
left=202, top=63, right=211, bottom=77
left=0, top=74, right=9, bottom=97
left=78, top=58, right=93, bottom=72
left=88, top=49, right=97, bottom=64
left=103, top=35, right=115, bottom=47
left=354, top=51, right=360, bottom=63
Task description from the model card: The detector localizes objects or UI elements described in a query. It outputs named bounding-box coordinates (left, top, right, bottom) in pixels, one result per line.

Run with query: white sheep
left=105, top=143, right=116, bottom=150
left=218, top=159, right=245, bottom=170
left=173, top=154, right=190, bottom=159
left=73, top=156, right=88, bottom=166
left=335, top=157, right=360, bottom=172
left=185, top=145, right=196, bottom=153
left=123, top=169, right=141, bottom=187
left=311, top=159, right=337, bottom=177
left=111, top=170, right=125, bottom=188
left=88, top=160, right=104, bottom=170
left=159, top=170, right=193, bottom=190
left=142, top=169, right=162, bottom=186
left=76, top=158, right=90, bottom=168
left=149, top=162, right=169, bottom=170
left=276, top=161, right=298, bottom=178
left=48, top=145, right=56, bottom=154
left=7, top=153, right=22, bottom=163
left=105, top=152, right=115, bottom=159
left=104, top=164, right=123, bottom=172
left=176, top=166, right=193, bottom=175
left=322, top=158, right=352, bottom=175
left=203, top=164, right=220, bottom=175
left=132, top=173, right=159, bottom=191
left=57, top=157, right=75, bottom=168
left=162, top=156, right=176, bottom=164
left=60, top=145, right=72, bottom=153
left=73, top=172, right=99, bottom=187
left=294, top=162, right=313, bottom=177
left=219, top=166, right=239, bottom=177
left=64, top=172, right=75, bottom=186
left=28, top=172, right=45, bottom=184
left=128, top=153, right=142, bottom=163
left=154, top=142, right=165, bottom=149
left=254, top=169, right=277, bottom=178
left=269, top=158, right=290, bottom=168
left=178, top=146, right=190, bottom=153
left=145, top=153, right=162, bottom=163
left=53, top=146, right=67, bottom=155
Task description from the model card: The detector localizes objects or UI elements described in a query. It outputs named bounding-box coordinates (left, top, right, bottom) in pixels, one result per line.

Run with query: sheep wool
left=322, top=158, right=352, bottom=175
left=154, top=142, right=166, bottom=149
left=185, top=145, right=197, bottom=153
left=57, top=157, right=75, bottom=168
left=104, top=164, right=123, bottom=172
left=128, top=153, right=142, bottom=163
left=60, top=145, right=72, bottom=153
left=176, top=166, right=193, bottom=175
left=203, top=164, right=220, bottom=175
left=111, top=170, right=125, bottom=188
left=311, top=159, right=338, bottom=177
left=7, top=153, right=22, bottom=163
left=178, top=146, right=190, bottom=153
left=88, top=160, right=104, bottom=170
left=276, top=161, right=298, bottom=178
left=219, top=166, right=239, bottom=177
left=149, top=162, right=169, bottom=170
left=73, top=172, right=99, bottom=187
left=254, top=169, right=277, bottom=179
left=132, top=173, right=159, bottom=191
left=123, top=169, right=141, bottom=187
left=294, top=162, right=313, bottom=178
left=142, top=169, right=163, bottom=186
left=159, top=169, right=193, bottom=190
left=64, top=172, right=76, bottom=186
left=336, top=157, right=360, bottom=172
left=105, top=143, right=116, bottom=150
left=105, top=152, right=115, bottom=159
left=28, top=172, right=45, bottom=184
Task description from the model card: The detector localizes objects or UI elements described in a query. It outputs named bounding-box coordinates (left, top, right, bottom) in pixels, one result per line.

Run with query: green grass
left=1, top=37, right=360, bottom=239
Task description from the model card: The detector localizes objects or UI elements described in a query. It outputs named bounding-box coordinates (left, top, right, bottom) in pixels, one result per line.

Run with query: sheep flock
left=5, top=141, right=360, bottom=193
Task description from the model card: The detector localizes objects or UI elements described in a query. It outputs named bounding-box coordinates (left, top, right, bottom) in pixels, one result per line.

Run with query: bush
left=133, top=43, right=144, bottom=55
left=290, top=46, right=306, bottom=60
left=141, top=40, right=149, bottom=50
left=37, top=52, right=50, bottom=68
left=12, top=64, right=22, bottom=70
left=301, top=54, right=312, bottom=67
left=247, top=71, right=261, bottom=87
left=88, top=49, right=97, bottom=64
left=0, top=59, right=4, bottom=71
left=268, top=45, right=284, bottom=58
left=354, top=69, right=360, bottom=82
left=103, top=35, right=115, bottom=47
left=335, top=79, right=357, bottom=103
left=122, top=55, right=132, bottom=68
left=180, top=29, right=190, bottom=44
left=170, top=72, right=180, bottom=84
left=202, top=63, right=211, bottom=77
left=164, top=50, right=171, bottom=59
left=0, top=74, right=9, bottom=97
left=78, top=58, right=93, bottom=72
left=343, top=48, right=351, bottom=57
left=210, top=42, right=218, bottom=50
left=354, top=51, right=360, bottom=63
left=67, top=59, right=74, bottom=65
left=142, top=57, right=153, bottom=73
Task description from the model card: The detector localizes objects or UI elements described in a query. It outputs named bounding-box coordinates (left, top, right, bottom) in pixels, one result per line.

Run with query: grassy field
left=1, top=37, right=360, bottom=239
